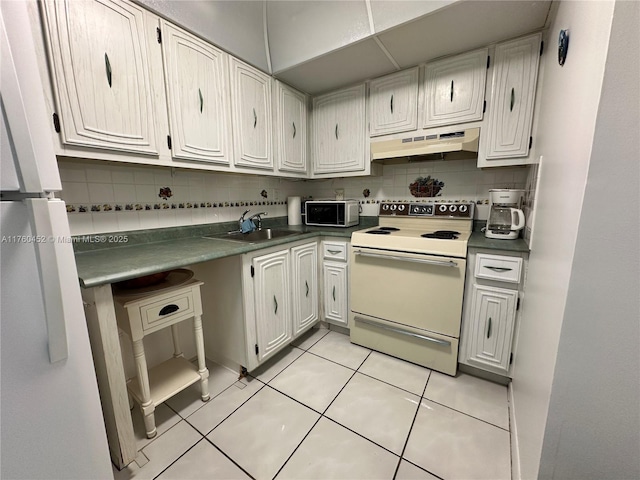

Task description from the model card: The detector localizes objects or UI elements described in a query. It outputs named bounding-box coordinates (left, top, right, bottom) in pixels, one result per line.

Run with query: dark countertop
left=75, top=216, right=529, bottom=288
left=468, top=231, right=530, bottom=253
left=74, top=217, right=377, bottom=288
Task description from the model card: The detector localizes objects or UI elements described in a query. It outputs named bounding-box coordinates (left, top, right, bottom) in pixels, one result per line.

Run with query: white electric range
left=349, top=202, right=474, bottom=376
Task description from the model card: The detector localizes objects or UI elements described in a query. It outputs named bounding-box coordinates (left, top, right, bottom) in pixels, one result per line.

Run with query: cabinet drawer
left=139, top=292, right=195, bottom=332
left=475, top=254, right=522, bottom=283
left=323, top=241, right=348, bottom=261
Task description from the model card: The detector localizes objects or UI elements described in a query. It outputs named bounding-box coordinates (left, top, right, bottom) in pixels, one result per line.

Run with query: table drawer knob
left=159, top=304, right=180, bottom=316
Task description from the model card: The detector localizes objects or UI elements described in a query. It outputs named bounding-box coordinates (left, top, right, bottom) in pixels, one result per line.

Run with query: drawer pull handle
left=327, top=249, right=341, bottom=255
left=305, top=280, right=309, bottom=297
left=355, top=317, right=451, bottom=346
left=450, top=80, right=454, bottom=102
left=485, top=266, right=513, bottom=272
left=199, top=88, right=204, bottom=113
left=487, top=317, right=492, bottom=338
left=253, top=108, right=257, bottom=128
left=390, top=94, right=394, bottom=114
left=274, top=296, right=278, bottom=314
left=293, top=121, right=296, bottom=139
left=159, top=304, right=179, bottom=316
left=332, top=286, right=336, bottom=301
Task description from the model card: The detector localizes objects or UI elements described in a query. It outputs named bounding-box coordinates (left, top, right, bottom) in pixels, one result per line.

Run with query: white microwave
left=305, top=200, right=360, bottom=227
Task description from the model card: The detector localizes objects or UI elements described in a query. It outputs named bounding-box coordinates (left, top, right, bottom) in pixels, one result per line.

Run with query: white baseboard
left=509, top=382, right=521, bottom=480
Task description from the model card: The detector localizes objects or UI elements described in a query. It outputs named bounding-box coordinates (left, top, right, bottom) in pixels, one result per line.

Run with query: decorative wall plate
left=558, top=29, right=569, bottom=66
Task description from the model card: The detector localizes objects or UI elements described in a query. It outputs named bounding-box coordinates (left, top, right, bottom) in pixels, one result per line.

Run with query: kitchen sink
left=204, top=228, right=299, bottom=243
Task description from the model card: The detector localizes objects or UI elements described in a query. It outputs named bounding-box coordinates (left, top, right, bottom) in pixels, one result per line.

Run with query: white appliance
left=305, top=200, right=359, bottom=227
left=349, top=202, right=474, bottom=376
left=485, top=189, right=525, bottom=240
left=0, top=3, right=113, bottom=478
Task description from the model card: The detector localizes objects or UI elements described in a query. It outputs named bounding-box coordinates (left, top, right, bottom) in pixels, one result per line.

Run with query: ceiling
left=136, top=0, right=553, bottom=96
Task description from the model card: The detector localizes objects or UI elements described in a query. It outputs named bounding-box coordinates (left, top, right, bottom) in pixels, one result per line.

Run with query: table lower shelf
left=127, top=356, right=201, bottom=407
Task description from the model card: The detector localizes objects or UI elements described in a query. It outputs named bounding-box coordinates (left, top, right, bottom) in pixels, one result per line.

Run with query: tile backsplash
left=58, top=158, right=530, bottom=236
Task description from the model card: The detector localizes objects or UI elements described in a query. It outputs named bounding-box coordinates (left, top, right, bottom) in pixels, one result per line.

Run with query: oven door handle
left=355, top=317, right=451, bottom=346
left=353, top=250, right=459, bottom=268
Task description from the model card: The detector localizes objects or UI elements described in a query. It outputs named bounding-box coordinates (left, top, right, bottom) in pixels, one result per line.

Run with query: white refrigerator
left=1, top=2, right=113, bottom=478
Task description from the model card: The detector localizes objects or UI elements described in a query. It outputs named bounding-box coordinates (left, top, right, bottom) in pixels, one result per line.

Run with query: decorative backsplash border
left=66, top=197, right=490, bottom=214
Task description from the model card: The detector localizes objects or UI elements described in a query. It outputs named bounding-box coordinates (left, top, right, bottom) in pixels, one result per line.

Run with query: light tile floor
left=114, top=327, right=511, bottom=480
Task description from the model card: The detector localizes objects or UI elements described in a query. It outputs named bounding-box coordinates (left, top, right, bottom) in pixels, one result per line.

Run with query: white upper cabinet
left=482, top=33, right=542, bottom=163
left=274, top=81, right=308, bottom=174
left=160, top=21, right=232, bottom=165
left=41, top=0, right=160, bottom=155
left=423, top=48, right=488, bottom=128
left=312, top=84, right=366, bottom=175
left=230, top=58, right=273, bottom=170
left=369, top=67, right=419, bottom=137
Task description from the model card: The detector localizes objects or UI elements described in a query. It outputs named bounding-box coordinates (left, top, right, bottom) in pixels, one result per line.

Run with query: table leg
left=193, top=314, right=210, bottom=401
left=132, top=339, right=156, bottom=438
left=170, top=324, right=183, bottom=358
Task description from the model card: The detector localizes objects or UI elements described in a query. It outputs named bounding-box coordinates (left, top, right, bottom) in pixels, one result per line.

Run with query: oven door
left=350, top=246, right=466, bottom=337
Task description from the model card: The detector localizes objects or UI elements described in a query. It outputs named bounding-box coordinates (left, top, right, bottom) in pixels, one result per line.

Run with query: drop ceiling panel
left=136, top=0, right=270, bottom=72
left=267, top=0, right=372, bottom=73
left=274, top=38, right=397, bottom=95
left=377, top=0, right=552, bottom=69
left=369, top=0, right=455, bottom=33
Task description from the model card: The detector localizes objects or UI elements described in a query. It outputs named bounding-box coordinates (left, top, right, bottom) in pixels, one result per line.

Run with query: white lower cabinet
left=460, top=249, right=527, bottom=377
left=321, top=240, right=349, bottom=327
left=291, top=243, right=319, bottom=335
left=465, top=284, right=517, bottom=373
left=192, top=240, right=318, bottom=373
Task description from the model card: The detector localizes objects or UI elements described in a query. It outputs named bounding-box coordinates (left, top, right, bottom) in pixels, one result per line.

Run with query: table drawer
left=475, top=254, right=522, bottom=283
left=323, top=241, right=348, bottom=261
left=140, top=292, right=195, bottom=331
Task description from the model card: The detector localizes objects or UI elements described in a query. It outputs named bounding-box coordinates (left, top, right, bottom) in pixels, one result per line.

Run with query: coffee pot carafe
left=485, top=189, right=525, bottom=240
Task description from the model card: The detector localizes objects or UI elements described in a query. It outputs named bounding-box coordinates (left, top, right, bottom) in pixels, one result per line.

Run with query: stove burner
left=366, top=229, right=392, bottom=235
left=378, top=227, right=400, bottom=231
left=421, top=230, right=460, bottom=240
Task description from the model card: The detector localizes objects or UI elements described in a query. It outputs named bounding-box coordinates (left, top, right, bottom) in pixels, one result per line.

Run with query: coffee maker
left=485, top=189, right=525, bottom=239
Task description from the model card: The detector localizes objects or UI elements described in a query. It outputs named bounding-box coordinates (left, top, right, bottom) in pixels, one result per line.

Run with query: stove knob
left=449, top=205, right=457, bottom=212
left=398, top=204, right=405, bottom=211
left=459, top=205, right=468, bottom=213
left=390, top=204, right=397, bottom=211
left=382, top=204, right=389, bottom=211
left=439, top=205, right=448, bottom=212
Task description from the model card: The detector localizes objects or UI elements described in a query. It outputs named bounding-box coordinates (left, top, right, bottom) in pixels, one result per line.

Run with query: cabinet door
left=230, top=59, right=273, bottom=169
left=369, top=67, right=419, bottom=137
left=42, top=0, right=158, bottom=154
left=275, top=81, right=307, bottom=173
left=423, top=48, right=488, bottom=128
left=161, top=21, right=232, bottom=165
left=312, top=84, right=366, bottom=174
left=252, top=250, right=291, bottom=363
left=466, top=284, right=517, bottom=375
left=323, top=261, right=348, bottom=326
left=484, top=33, right=541, bottom=160
left=291, top=243, right=318, bottom=335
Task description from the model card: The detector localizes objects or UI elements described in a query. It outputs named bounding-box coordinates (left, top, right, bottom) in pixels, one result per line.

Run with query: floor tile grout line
left=152, top=436, right=208, bottom=480
left=320, top=415, right=402, bottom=460
left=270, top=415, right=324, bottom=480
left=191, top=381, right=266, bottom=438
left=355, top=369, right=431, bottom=397
left=202, top=436, right=257, bottom=480
left=392, top=371, right=441, bottom=480
left=419, top=395, right=511, bottom=432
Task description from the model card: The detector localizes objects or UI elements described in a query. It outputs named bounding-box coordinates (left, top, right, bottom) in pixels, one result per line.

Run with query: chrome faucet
left=248, top=212, right=268, bottom=230
left=238, top=209, right=251, bottom=230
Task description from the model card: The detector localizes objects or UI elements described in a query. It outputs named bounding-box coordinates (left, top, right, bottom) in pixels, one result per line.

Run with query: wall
left=509, top=1, right=616, bottom=479
left=59, top=158, right=530, bottom=235
left=537, top=1, right=640, bottom=478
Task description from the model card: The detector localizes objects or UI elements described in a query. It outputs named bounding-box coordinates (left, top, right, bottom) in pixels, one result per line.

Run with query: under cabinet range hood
left=370, top=128, right=480, bottom=163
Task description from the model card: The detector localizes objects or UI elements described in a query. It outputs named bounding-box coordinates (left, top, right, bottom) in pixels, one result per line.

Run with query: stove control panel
left=380, top=202, right=474, bottom=218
